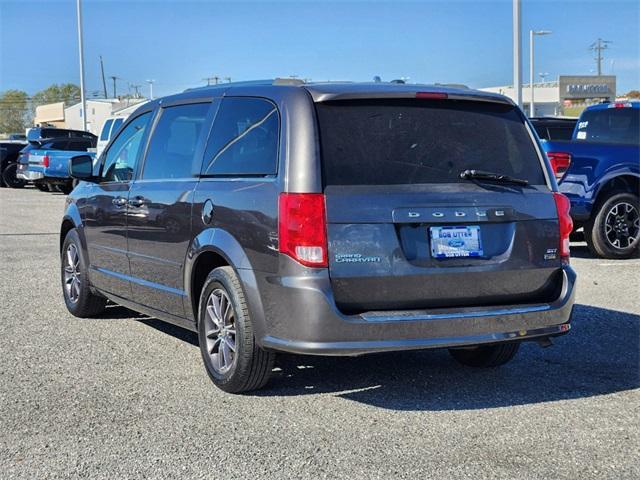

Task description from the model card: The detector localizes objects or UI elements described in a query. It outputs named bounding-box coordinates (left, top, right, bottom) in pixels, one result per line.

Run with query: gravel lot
left=1, top=187, right=638, bottom=479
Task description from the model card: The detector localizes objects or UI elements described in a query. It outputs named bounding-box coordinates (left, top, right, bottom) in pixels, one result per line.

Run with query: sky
left=1, top=0, right=638, bottom=98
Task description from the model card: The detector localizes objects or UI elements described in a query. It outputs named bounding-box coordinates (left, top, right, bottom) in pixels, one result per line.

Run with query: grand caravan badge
left=335, top=253, right=381, bottom=263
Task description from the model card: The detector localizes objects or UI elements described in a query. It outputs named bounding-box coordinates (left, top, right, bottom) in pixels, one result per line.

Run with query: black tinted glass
left=576, top=108, right=639, bottom=145
left=68, top=140, right=91, bottom=151
left=202, top=97, right=278, bottom=176
left=317, top=99, right=545, bottom=186
left=142, top=103, right=210, bottom=180
left=547, top=126, right=574, bottom=141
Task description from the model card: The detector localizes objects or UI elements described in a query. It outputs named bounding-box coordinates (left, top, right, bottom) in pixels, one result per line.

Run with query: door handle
left=112, top=196, right=127, bottom=207
left=128, top=196, right=145, bottom=207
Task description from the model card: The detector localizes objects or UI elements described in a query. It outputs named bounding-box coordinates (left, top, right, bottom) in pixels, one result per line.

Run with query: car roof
left=584, top=101, right=640, bottom=112
left=157, top=79, right=514, bottom=106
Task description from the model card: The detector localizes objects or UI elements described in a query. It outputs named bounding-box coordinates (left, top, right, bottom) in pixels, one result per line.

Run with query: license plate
left=430, top=225, right=483, bottom=258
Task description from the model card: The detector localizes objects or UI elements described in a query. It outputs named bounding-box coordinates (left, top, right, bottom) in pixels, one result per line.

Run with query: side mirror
left=69, top=155, right=97, bottom=181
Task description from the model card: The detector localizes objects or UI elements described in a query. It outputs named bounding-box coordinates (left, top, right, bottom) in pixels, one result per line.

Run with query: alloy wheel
left=604, top=202, right=639, bottom=249
left=204, top=288, right=237, bottom=374
left=63, top=244, right=81, bottom=303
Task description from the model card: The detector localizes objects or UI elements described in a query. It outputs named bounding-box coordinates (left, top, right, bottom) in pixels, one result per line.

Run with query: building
left=64, top=98, right=147, bottom=135
left=34, top=98, right=147, bottom=135
left=34, top=102, right=66, bottom=128
left=480, top=75, right=616, bottom=117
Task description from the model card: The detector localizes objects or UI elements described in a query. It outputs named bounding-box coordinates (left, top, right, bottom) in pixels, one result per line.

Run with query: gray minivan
left=61, top=80, right=576, bottom=393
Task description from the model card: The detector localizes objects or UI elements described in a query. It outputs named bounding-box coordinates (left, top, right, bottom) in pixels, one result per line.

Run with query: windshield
left=316, top=99, right=546, bottom=186
left=575, top=107, right=639, bottom=145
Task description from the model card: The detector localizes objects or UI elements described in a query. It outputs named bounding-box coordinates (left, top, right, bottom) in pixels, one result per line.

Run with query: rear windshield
left=575, top=107, right=639, bottom=145
left=316, top=99, right=546, bottom=186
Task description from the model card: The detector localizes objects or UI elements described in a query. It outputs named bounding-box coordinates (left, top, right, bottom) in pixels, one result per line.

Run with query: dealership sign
left=566, top=84, right=610, bottom=94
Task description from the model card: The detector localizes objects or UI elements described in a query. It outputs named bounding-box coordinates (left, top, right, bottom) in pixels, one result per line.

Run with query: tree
left=0, top=90, right=30, bottom=134
left=625, top=90, right=640, bottom=99
left=31, top=83, right=81, bottom=108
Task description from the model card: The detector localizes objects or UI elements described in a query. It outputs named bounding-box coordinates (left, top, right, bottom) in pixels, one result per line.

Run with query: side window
left=202, top=97, right=278, bottom=176
left=142, top=103, right=210, bottom=180
left=111, top=118, right=124, bottom=138
left=101, top=112, right=152, bottom=183
left=99, top=119, right=113, bottom=141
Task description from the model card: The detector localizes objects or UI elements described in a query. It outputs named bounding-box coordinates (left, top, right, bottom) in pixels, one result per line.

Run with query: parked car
left=26, top=127, right=96, bottom=142
left=530, top=117, right=577, bottom=141
left=96, top=116, right=125, bottom=158
left=543, top=102, right=639, bottom=258
left=0, top=141, right=27, bottom=188
left=61, top=80, right=576, bottom=393
left=17, top=134, right=97, bottom=194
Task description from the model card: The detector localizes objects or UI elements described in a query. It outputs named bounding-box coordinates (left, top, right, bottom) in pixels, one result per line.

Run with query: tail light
left=42, top=155, right=50, bottom=168
left=547, top=152, right=571, bottom=181
left=553, top=192, right=573, bottom=261
left=278, top=193, right=327, bottom=267
left=416, top=92, right=448, bottom=100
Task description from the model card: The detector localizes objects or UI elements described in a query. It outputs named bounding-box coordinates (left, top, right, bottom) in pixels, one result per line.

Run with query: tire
left=584, top=191, right=640, bottom=259
left=197, top=266, right=275, bottom=393
left=35, top=182, right=49, bottom=192
left=1, top=163, right=26, bottom=189
left=61, top=229, right=107, bottom=317
left=58, top=182, right=74, bottom=195
left=449, top=342, right=520, bottom=368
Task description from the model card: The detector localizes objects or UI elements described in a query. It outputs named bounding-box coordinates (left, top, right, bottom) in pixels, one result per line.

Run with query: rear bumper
left=16, top=169, right=44, bottom=181
left=256, top=263, right=576, bottom=356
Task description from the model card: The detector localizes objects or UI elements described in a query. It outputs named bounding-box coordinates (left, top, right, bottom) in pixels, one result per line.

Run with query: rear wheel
left=449, top=342, right=520, bottom=367
left=1, top=163, right=26, bottom=188
left=585, top=192, right=639, bottom=259
left=58, top=182, right=74, bottom=195
left=198, top=266, right=275, bottom=393
left=35, top=182, right=49, bottom=192
left=61, top=229, right=107, bottom=317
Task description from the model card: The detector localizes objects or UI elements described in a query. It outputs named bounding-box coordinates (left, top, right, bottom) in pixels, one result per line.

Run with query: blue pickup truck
left=16, top=129, right=97, bottom=194
left=543, top=102, right=639, bottom=259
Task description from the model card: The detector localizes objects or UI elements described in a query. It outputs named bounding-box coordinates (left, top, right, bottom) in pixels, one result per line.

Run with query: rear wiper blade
left=459, top=169, right=529, bottom=186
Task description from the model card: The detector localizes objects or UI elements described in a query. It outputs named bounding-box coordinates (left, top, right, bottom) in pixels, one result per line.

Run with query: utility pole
left=99, top=56, right=108, bottom=98
left=146, top=79, right=155, bottom=99
left=76, top=0, right=87, bottom=131
left=529, top=30, right=552, bottom=117
left=589, top=38, right=612, bottom=76
left=512, top=0, right=522, bottom=108
left=109, top=76, right=119, bottom=98
left=130, top=84, right=142, bottom=98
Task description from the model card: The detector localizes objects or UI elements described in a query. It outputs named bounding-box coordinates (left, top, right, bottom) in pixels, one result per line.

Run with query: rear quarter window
left=316, top=99, right=546, bottom=186
left=202, top=97, right=279, bottom=176
left=575, top=108, right=639, bottom=145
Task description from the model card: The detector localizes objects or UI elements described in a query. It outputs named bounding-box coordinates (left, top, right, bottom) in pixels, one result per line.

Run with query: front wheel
left=585, top=192, right=639, bottom=259
left=198, top=266, right=275, bottom=393
left=449, top=342, right=520, bottom=368
left=61, top=229, right=107, bottom=317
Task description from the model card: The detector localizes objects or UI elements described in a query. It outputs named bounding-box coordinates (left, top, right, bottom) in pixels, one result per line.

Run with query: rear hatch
left=316, top=97, right=562, bottom=313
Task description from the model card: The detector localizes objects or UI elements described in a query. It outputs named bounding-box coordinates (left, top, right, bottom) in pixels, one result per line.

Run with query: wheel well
left=190, top=251, right=229, bottom=321
left=60, top=219, right=75, bottom=252
left=595, top=175, right=640, bottom=209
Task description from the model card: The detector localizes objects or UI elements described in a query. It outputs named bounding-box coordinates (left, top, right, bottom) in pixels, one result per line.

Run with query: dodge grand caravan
left=61, top=80, right=576, bottom=393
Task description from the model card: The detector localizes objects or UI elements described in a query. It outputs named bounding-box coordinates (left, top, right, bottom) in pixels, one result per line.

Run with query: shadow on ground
left=137, top=303, right=639, bottom=411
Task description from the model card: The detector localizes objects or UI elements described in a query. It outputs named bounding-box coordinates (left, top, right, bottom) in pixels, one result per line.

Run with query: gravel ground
left=0, top=187, right=638, bottom=479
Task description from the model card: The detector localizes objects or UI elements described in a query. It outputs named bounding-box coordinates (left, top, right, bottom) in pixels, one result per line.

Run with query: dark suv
left=61, top=80, right=576, bottom=393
